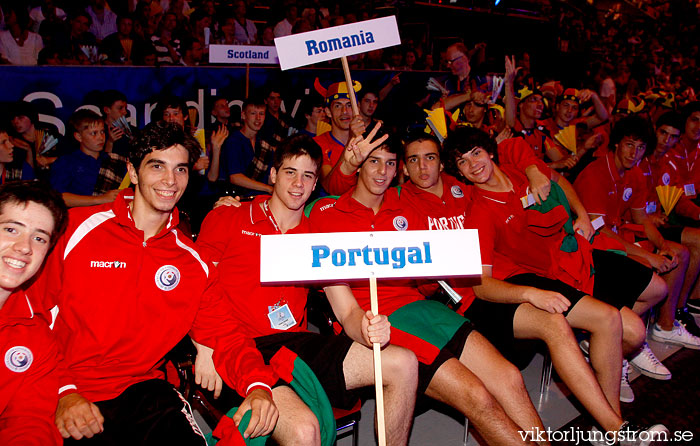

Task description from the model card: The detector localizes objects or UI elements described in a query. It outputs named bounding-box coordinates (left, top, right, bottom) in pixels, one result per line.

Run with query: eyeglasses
left=447, top=55, right=465, bottom=65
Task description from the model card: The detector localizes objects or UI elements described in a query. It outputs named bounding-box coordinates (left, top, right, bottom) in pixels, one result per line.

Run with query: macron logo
left=90, top=260, right=127, bottom=269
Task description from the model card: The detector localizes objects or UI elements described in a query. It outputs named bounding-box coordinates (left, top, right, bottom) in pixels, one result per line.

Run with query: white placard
left=260, top=230, right=481, bottom=283
left=209, top=45, right=279, bottom=64
left=274, top=16, right=401, bottom=71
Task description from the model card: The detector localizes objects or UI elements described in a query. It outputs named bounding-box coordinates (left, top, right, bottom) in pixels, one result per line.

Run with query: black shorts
left=254, top=332, right=357, bottom=409
left=419, top=322, right=475, bottom=393
left=65, top=379, right=207, bottom=446
left=467, top=274, right=586, bottom=369
left=658, top=226, right=684, bottom=243
left=592, top=250, right=654, bottom=309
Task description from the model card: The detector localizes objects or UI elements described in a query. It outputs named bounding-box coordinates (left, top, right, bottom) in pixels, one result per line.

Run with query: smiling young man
left=445, top=128, right=669, bottom=422
left=309, top=131, right=550, bottom=446
left=197, top=134, right=417, bottom=446
left=30, top=122, right=280, bottom=445
left=575, top=115, right=700, bottom=378
left=0, top=181, right=67, bottom=446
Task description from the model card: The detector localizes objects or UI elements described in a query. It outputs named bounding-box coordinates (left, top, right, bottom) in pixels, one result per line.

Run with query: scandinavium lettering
left=305, top=30, right=375, bottom=56
left=311, top=243, right=432, bottom=269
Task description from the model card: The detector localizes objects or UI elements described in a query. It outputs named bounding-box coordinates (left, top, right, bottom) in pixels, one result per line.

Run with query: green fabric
left=304, top=195, right=340, bottom=217
left=206, top=409, right=265, bottom=446
left=207, top=355, right=335, bottom=446
left=288, top=356, right=336, bottom=446
left=529, top=181, right=578, bottom=253
left=388, top=300, right=468, bottom=350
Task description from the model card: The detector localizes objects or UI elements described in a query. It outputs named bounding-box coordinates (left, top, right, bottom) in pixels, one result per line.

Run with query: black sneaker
left=688, top=300, right=700, bottom=315
left=676, top=307, right=700, bottom=338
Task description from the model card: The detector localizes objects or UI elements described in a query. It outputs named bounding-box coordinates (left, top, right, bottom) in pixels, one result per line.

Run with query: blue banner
left=0, top=66, right=437, bottom=136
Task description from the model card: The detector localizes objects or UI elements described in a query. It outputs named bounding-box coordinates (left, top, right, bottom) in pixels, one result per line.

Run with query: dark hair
left=443, top=127, right=498, bottom=177
left=180, top=38, right=200, bottom=55
left=301, top=96, right=324, bottom=117
left=129, top=121, right=201, bottom=170
left=101, top=90, right=128, bottom=111
left=655, top=111, right=683, bottom=133
left=0, top=123, right=11, bottom=136
left=71, top=10, right=92, bottom=26
left=403, top=132, right=442, bottom=158
left=358, top=88, right=379, bottom=102
left=610, top=115, right=655, bottom=152
left=9, top=101, right=39, bottom=125
left=69, top=109, right=104, bottom=135
left=273, top=134, right=323, bottom=174
left=680, top=101, right=700, bottom=129
left=153, top=95, right=188, bottom=122
left=242, top=96, right=266, bottom=111
left=209, top=95, right=229, bottom=112
left=0, top=180, right=68, bottom=246
left=360, top=126, right=399, bottom=167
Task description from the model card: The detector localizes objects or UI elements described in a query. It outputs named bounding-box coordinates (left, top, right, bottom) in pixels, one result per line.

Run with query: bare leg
left=657, top=241, right=689, bottom=330
left=270, top=386, right=321, bottom=446
left=679, top=227, right=700, bottom=306
left=563, top=297, right=623, bottom=415
left=343, top=343, right=417, bottom=446
left=632, top=272, right=667, bottom=316
left=620, top=307, right=647, bottom=355
left=425, top=356, right=539, bottom=446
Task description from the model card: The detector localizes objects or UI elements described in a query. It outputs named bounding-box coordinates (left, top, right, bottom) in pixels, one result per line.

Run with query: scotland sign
left=274, top=16, right=401, bottom=70
left=209, top=45, right=279, bottom=64
left=260, top=230, right=481, bottom=283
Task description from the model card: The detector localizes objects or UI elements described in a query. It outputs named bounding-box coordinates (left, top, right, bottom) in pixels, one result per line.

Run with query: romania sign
left=274, top=16, right=401, bottom=70
left=260, top=230, right=481, bottom=283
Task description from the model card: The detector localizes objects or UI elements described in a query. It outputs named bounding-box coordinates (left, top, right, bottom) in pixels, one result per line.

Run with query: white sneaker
left=620, top=359, right=634, bottom=403
left=629, top=342, right=672, bottom=380
left=650, top=321, right=700, bottom=350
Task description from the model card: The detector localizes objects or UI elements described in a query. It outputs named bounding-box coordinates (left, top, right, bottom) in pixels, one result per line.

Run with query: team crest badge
left=662, top=173, right=671, bottom=186
left=5, top=346, right=33, bottom=373
left=451, top=185, right=464, bottom=198
left=155, top=265, right=181, bottom=291
left=393, top=216, right=408, bottom=231
left=623, top=187, right=633, bottom=202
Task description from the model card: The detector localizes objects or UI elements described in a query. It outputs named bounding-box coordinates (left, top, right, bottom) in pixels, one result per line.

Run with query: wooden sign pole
left=341, top=56, right=360, bottom=117
left=368, top=276, right=386, bottom=446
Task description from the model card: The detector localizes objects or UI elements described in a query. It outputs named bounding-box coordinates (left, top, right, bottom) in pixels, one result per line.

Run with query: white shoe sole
left=620, top=392, right=635, bottom=403
left=650, top=332, right=700, bottom=350
left=629, top=362, right=672, bottom=380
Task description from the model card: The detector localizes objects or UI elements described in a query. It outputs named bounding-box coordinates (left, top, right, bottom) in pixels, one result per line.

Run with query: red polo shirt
left=466, top=166, right=594, bottom=294
left=574, top=151, right=646, bottom=232
left=196, top=196, right=310, bottom=338
left=666, top=138, right=700, bottom=197
left=497, top=136, right=551, bottom=177
left=308, top=187, right=426, bottom=316
left=399, top=173, right=472, bottom=230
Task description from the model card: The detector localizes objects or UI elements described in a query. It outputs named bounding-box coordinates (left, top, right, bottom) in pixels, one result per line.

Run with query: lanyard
left=605, top=154, right=620, bottom=198
left=681, top=139, right=700, bottom=174
left=262, top=200, right=280, bottom=233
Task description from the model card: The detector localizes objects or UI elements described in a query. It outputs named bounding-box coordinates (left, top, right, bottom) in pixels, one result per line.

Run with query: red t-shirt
left=308, top=187, right=427, bottom=316
left=196, top=196, right=310, bottom=338
left=574, top=151, right=647, bottom=232
left=466, top=166, right=594, bottom=294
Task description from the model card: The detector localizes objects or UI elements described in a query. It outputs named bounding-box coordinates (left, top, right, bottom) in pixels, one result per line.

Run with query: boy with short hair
left=197, top=134, right=417, bottom=446
left=309, top=129, right=547, bottom=446
left=49, top=109, right=126, bottom=207
left=0, top=180, right=68, bottom=445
